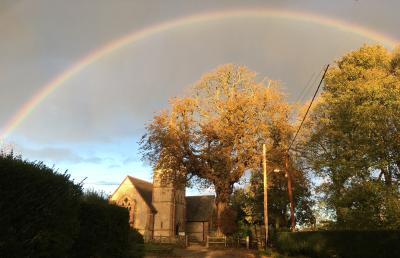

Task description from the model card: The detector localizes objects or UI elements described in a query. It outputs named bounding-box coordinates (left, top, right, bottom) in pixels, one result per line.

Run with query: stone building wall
left=152, top=170, right=186, bottom=238
left=110, top=178, right=153, bottom=239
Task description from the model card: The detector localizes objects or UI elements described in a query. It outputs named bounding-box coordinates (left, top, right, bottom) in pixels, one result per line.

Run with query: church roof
left=186, top=195, right=215, bottom=222
left=127, top=176, right=156, bottom=212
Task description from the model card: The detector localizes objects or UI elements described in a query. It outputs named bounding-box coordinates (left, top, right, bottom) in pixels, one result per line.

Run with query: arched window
left=119, top=196, right=136, bottom=228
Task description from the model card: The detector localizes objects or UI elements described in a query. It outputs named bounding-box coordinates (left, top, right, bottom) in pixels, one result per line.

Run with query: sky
left=1, top=0, right=399, bottom=195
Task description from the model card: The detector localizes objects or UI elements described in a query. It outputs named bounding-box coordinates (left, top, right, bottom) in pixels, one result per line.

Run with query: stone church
left=110, top=172, right=215, bottom=242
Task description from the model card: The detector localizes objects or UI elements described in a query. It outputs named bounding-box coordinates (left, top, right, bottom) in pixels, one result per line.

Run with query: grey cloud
left=108, top=164, right=121, bottom=169
left=1, top=0, right=399, bottom=145
left=84, top=157, right=103, bottom=163
left=123, top=156, right=139, bottom=164
left=17, top=145, right=104, bottom=164
left=87, top=180, right=120, bottom=186
left=12, top=21, right=369, bottom=144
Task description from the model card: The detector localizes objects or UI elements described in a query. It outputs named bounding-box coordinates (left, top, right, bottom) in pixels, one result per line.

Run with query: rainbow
left=0, top=8, right=398, bottom=140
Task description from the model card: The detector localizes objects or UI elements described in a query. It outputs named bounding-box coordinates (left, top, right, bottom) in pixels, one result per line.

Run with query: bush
left=275, top=230, right=400, bottom=258
left=0, top=154, right=143, bottom=258
left=73, top=191, right=133, bottom=258
left=129, top=228, right=145, bottom=258
left=0, top=153, right=82, bottom=257
left=220, top=207, right=238, bottom=236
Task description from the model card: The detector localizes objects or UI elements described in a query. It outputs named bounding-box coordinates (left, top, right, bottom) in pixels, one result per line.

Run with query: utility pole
left=285, top=153, right=295, bottom=231
left=262, top=144, right=268, bottom=249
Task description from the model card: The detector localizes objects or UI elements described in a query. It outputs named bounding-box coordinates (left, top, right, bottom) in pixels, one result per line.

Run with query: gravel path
left=146, top=244, right=263, bottom=258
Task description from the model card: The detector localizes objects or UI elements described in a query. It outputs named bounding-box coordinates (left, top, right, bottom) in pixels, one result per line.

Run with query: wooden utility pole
left=285, top=153, right=295, bottom=231
left=262, top=144, right=268, bottom=249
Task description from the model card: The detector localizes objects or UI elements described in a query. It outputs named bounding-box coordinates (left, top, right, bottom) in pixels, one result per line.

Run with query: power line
left=288, top=64, right=330, bottom=152
left=294, top=72, right=316, bottom=103
left=299, top=67, right=324, bottom=103
left=295, top=68, right=320, bottom=104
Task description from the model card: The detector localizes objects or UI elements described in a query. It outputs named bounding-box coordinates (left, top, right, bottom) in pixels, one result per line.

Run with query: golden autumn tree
left=140, top=64, right=292, bottom=234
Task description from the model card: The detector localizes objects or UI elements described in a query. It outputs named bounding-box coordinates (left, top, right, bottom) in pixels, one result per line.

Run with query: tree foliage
left=300, top=45, right=400, bottom=229
left=140, top=64, right=293, bottom=233
left=232, top=164, right=315, bottom=230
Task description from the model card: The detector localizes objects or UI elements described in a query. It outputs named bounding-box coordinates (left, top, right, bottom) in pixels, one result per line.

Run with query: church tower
left=152, top=170, right=185, bottom=238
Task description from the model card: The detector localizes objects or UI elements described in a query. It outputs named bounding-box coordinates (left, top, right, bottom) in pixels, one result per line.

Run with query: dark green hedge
left=73, top=193, right=131, bottom=258
left=129, top=228, right=145, bottom=258
left=0, top=153, right=82, bottom=257
left=275, top=230, right=400, bottom=258
left=0, top=153, right=144, bottom=258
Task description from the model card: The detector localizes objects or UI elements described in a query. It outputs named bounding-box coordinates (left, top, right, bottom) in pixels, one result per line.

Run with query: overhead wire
left=288, top=64, right=330, bottom=152
left=294, top=71, right=317, bottom=104
left=297, top=66, right=325, bottom=104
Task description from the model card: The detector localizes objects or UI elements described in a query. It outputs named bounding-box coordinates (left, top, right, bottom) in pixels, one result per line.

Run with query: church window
left=119, top=196, right=136, bottom=228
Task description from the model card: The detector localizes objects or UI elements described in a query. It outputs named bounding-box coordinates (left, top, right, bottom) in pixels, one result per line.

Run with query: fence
left=207, top=235, right=265, bottom=249
left=149, top=234, right=264, bottom=249
left=206, top=236, right=226, bottom=247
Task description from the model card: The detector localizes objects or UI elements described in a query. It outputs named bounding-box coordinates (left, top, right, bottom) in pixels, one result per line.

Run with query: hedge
left=275, top=230, right=400, bottom=258
left=0, top=153, right=82, bottom=257
left=0, top=153, right=144, bottom=258
left=73, top=191, right=144, bottom=257
left=129, top=228, right=145, bottom=258
left=73, top=193, right=131, bottom=257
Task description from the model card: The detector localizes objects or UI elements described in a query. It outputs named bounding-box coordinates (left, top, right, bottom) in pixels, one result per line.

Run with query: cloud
left=17, top=145, right=104, bottom=164
left=4, top=6, right=379, bottom=145
left=108, top=164, right=121, bottom=169
left=87, top=180, right=120, bottom=186
left=2, top=1, right=399, bottom=148
left=123, top=156, right=139, bottom=164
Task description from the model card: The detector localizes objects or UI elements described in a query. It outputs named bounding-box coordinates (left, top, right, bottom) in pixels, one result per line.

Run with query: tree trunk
left=215, top=199, right=228, bottom=236
left=214, top=183, right=233, bottom=236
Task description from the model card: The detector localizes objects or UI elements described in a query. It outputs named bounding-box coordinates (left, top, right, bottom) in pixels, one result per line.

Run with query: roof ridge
left=127, top=175, right=152, bottom=186
left=127, top=176, right=156, bottom=212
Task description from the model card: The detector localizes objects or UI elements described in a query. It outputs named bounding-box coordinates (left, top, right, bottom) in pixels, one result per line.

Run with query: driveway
left=146, top=244, right=263, bottom=258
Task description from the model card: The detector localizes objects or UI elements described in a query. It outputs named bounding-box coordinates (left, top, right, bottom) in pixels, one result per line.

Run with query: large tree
left=300, top=45, right=400, bottom=229
left=140, top=64, right=292, bottom=234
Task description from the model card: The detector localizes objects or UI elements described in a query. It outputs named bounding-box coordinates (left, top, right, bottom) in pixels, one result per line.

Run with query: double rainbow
left=0, top=8, right=398, bottom=140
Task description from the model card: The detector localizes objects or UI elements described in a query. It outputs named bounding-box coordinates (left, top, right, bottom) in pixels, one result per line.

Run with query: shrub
left=73, top=191, right=132, bottom=258
left=0, top=154, right=143, bottom=258
left=0, top=153, right=82, bottom=257
left=129, top=228, right=145, bottom=258
left=275, top=230, right=400, bottom=258
left=220, top=207, right=238, bottom=236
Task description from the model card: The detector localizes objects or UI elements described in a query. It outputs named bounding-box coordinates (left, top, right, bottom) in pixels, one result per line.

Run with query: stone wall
left=152, top=170, right=186, bottom=238
left=110, top=178, right=153, bottom=239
